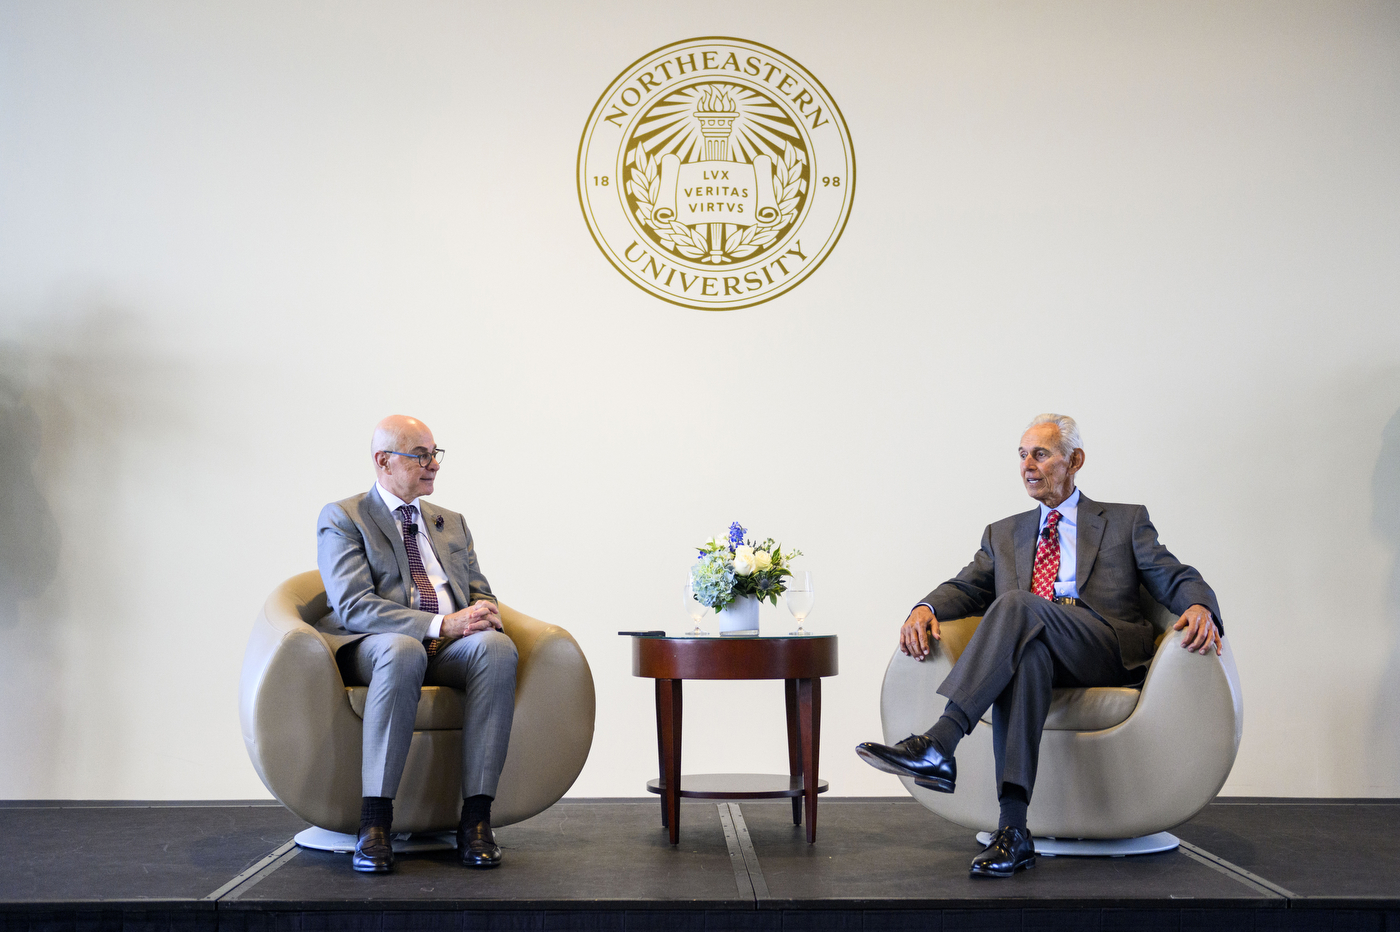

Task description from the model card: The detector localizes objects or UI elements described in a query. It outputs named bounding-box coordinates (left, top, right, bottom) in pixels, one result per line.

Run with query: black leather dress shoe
left=457, top=819, right=502, bottom=868
left=854, top=734, right=956, bottom=793
left=969, top=826, right=1036, bottom=878
left=352, top=826, right=395, bottom=873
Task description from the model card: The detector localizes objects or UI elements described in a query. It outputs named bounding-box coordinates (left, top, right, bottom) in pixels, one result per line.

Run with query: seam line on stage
left=1178, top=839, right=1300, bottom=900
left=207, top=840, right=299, bottom=901
left=718, top=803, right=756, bottom=901
left=729, top=803, right=769, bottom=900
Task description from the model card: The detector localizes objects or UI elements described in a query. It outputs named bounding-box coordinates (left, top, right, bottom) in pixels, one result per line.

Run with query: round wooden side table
left=630, top=634, right=839, bottom=844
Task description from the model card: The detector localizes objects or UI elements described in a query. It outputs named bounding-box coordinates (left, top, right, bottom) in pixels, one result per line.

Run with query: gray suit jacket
left=922, top=494, right=1222, bottom=669
left=315, top=485, right=496, bottom=655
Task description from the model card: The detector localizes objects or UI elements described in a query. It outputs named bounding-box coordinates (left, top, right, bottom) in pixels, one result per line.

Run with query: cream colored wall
left=1, top=0, right=1397, bottom=800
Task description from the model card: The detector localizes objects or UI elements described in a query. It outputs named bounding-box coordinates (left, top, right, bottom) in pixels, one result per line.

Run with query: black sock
left=360, top=796, right=393, bottom=833
left=462, top=794, right=493, bottom=826
left=923, top=701, right=972, bottom=758
left=999, top=783, right=1029, bottom=832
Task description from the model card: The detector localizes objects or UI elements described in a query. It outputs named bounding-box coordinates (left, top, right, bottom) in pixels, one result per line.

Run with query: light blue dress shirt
left=1039, top=487, right=1081, bottom=599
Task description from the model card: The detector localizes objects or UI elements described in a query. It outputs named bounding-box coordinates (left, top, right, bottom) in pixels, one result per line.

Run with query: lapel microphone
left=405, top=523, right=418, bottom=536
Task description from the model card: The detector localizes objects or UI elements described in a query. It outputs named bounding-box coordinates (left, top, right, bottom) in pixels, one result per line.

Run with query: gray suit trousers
left=338, top=629, right=518, bottom=799
left=936, top=590, right=1139, bottom=799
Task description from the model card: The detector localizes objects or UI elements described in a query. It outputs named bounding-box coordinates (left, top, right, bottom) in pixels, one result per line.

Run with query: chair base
left=975, top=830, right=1179, bottom=857
left=294, top=827, right=457, bottom=853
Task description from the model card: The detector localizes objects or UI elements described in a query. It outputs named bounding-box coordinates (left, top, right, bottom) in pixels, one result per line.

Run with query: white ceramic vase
left=718, top=594, right=760, bottom=636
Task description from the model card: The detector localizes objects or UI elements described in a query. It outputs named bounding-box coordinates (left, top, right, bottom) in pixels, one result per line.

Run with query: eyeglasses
left=381, top=448, right=446, bottom=468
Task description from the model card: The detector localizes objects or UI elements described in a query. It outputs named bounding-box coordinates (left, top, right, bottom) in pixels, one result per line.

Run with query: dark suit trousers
left=936, top=590, right=1140, bottom=799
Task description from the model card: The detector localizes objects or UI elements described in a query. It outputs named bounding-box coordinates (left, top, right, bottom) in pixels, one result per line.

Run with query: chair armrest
left=239, top=576, right=363, bottom=828
left=494, top=603, right=597, bottom=825
left=1038, top=625, right=1243, bottom=837
left=1116, top=625, right=1244, bottom=781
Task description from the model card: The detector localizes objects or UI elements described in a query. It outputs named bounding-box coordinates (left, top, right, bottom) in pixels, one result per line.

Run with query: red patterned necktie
left=1031, top=509, right=1062, bottom=600
left=397, top=505, right=441, bottom=657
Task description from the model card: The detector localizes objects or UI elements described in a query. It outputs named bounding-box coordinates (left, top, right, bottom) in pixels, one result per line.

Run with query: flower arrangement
left=691, top=522, right=802, bottom=612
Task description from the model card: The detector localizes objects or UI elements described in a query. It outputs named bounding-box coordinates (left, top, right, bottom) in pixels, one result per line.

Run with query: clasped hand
left=441, top=600, right=502, bottom=639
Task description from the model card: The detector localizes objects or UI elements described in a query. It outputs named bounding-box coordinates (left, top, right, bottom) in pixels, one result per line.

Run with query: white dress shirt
left=375, top=483, right=456, bottom=638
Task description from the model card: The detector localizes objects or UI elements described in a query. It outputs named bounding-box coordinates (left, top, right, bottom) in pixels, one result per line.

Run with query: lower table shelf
left=646, top=772, right=830, bottom=800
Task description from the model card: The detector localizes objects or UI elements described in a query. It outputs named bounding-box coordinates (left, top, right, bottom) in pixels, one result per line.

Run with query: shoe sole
left=462, top=859, right=501, bottom=869
left=856, top=747, right=955, bottom=793
left=855, top=746, right=913, bottom=776
left=912, top=775, right=955, bottom=794
left=970, top=856, right=1036, bottom=878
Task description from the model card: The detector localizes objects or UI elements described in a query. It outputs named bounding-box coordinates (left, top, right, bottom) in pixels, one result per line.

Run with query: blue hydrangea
left=690, top=554, right=736, bottom=610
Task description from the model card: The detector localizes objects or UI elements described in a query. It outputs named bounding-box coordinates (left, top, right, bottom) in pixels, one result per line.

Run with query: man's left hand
left=468, top=600, right=502, bottom=632
left=1173, top=604, right=1221, bottom=655
left=441, top=600, right=502, bottom=639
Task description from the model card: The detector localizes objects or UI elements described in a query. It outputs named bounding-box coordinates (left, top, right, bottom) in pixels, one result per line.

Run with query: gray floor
left=228, top=800, right=747, bottom=909
left=1172, top=799, right=1400, bottom=906
left=1, top=796, right=1396, bottom=929
left=739, top=800, right=1277, bottom=910
left=0, top=801, right=307, bottom=903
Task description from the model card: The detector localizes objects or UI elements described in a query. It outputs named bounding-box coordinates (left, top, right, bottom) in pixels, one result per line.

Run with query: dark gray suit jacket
left=315, top=485, right=496, bottom=654
left=922, top=493, right=1221, bottom=669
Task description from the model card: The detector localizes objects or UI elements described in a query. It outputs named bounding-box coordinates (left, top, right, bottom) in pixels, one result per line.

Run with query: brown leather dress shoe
left=352, top=826, right=395, bottom=873
left=457, top=819, right=502, bottom=868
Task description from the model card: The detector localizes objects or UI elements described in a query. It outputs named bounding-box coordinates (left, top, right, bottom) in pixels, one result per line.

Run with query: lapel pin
left=434, top=515, right=444, bottom=531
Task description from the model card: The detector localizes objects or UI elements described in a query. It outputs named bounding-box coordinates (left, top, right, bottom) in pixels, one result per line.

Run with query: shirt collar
left=375, top=482, right=421, bottom=518
left=1039, top=487, right=1081, bottom=525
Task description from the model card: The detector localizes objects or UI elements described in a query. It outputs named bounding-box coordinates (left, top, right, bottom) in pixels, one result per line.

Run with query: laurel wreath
left=628, top=142, right=807, bottom=263
left=725, top=143, right=805, bottom=259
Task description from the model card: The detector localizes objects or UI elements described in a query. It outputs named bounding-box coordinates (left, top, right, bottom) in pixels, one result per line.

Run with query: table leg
left=656, top=678, right=683, bottom=844
left=655, top=679, right=668, bottom=828
left=785, top=678, right=802, bottom=825
left=798, top=677, right=822, bottom=843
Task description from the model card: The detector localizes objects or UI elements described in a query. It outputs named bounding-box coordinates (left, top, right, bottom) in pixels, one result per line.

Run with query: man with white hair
left=857, top=414, right=1222, bottom=877
left=316, top=415, right=517, bottom=873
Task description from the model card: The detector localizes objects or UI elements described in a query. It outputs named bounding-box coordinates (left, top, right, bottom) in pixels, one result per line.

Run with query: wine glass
left=785, top=570, right=814, bottom=636
left=684, top=574, right=710, bottom=636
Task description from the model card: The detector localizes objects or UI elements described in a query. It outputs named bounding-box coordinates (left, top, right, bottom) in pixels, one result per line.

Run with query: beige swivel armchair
left=240, top=571, right=595, bottom=847
left=880, top=589, right=1242, bottom=854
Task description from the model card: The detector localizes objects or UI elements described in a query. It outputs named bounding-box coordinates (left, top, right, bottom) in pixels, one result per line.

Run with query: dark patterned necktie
left=1031, top=510, right=1062, bottom=600
left=396, top=505, right=441, bottom=657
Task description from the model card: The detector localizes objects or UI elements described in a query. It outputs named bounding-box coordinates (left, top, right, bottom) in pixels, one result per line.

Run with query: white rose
left=732, top=545, right=757, bottom=576
left=753, top=549, right=773, bottom=572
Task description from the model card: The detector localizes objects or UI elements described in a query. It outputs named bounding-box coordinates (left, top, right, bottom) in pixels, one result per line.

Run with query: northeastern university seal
left=578, top=37, right=855, bottom=311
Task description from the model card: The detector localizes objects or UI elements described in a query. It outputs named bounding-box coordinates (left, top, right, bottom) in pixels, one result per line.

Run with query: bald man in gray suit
left=316, top=415, right=517, bottom=873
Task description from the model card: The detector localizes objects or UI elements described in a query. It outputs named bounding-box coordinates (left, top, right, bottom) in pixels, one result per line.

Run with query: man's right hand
left=441, top=601, right=502, bottom=639
left=900, top=604, right=940, bottom=661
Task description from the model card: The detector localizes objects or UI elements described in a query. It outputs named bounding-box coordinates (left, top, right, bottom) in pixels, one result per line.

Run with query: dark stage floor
left=0, top=797, right=1396, bottom=930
